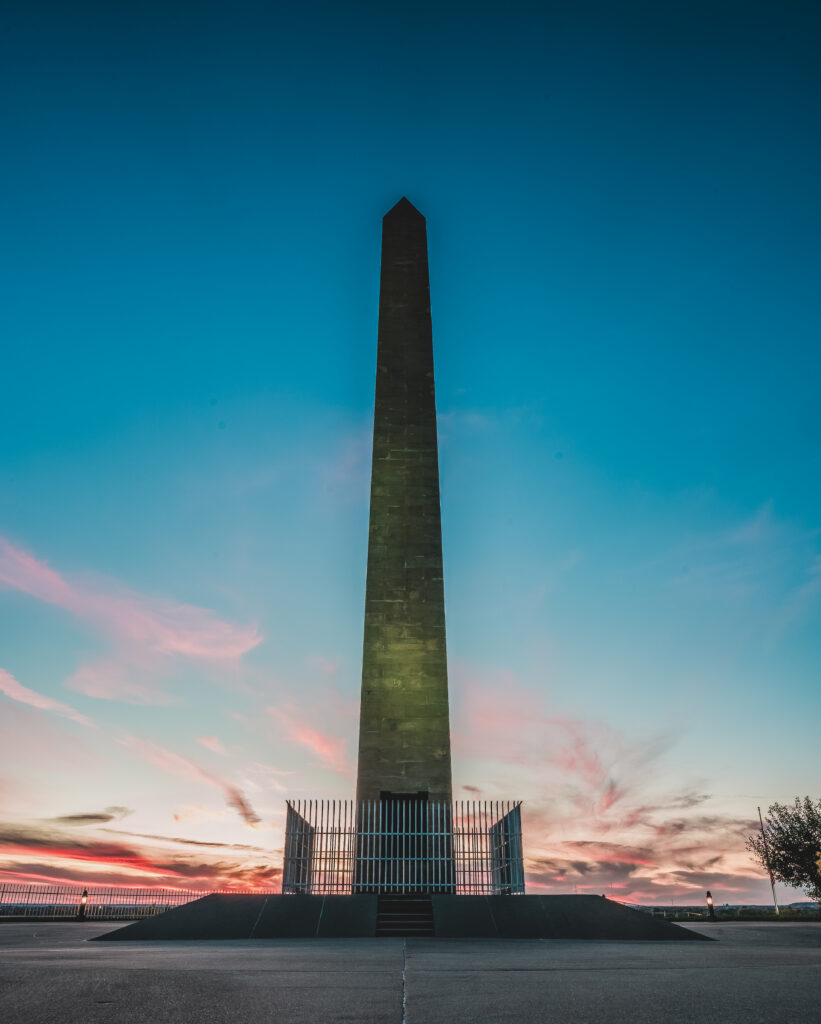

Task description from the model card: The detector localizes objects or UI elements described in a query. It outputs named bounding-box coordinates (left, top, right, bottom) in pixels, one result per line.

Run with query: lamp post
left=705, top=891, right=716, bottom=921
left=77, top=889, right=88, bottom=921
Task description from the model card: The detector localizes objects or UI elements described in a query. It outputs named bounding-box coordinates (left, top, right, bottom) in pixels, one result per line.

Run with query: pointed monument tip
left=384, top=196, right=425, bottom=220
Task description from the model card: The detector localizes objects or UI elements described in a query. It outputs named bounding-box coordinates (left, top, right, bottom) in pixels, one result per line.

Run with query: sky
left=1, top=0, right=819, bottom=905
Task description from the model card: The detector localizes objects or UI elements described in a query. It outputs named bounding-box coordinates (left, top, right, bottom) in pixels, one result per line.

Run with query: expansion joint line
left=401, top=937, right=408, bottom=1024
left=249, top=896, right=268, bottom=938
left=315, top=896, right=327, bottom=937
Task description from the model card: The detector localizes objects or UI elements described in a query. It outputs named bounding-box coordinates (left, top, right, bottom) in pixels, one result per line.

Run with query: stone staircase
left=375, top=895, right=435, bottom=937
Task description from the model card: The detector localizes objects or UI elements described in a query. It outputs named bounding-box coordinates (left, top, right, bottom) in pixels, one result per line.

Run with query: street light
left=705, top=891, right=716, bottom=921
left=77, top=889, right=88, bottom=921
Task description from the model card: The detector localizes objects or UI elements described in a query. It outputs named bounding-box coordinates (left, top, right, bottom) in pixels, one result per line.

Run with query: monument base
left=93, top=893, right=707, bottom=941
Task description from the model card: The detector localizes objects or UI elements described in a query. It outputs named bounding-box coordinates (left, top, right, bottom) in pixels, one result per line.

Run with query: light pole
left=77, top=889, right=88, bottom=921
left=705, top=891, right=716, bottom=921
left=757, top=806, right=780, bottom=916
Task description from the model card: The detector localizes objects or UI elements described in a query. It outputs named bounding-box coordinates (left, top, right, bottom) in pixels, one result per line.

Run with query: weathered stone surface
left=356, top=198, right=452, bottom=804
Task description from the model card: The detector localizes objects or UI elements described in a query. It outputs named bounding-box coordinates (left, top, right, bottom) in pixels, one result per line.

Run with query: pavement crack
left=248, top=896, right=269, bottom=938
left=401, top=938, right=408, bottom=1024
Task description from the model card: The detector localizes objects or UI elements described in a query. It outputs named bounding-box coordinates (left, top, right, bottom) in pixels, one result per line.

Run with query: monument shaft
left=356, top=198, right=453, bottom=805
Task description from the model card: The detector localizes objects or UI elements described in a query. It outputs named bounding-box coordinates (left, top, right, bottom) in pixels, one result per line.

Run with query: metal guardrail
left=282, top=799, right=524, bottom=896
left=0, top=885, right=273, bottom=921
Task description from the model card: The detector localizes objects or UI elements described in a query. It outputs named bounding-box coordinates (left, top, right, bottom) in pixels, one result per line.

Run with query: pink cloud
left=268, top=706, right=351, bottom=775
left=0, top=537, right=261, bottom=659
left=196, top=735, right=228, bottom=756
left=0, top=859, right=281, bottom=892
left=0, top=668, right=91, bottom=727
left=563, top=840, right=657, bottom=868
left=0, top=822, right=281, bottom=891
left=64, top=658, right=175, bottom=705
left=307, top=654, right=341, bottom=678
left=320, top=428, right=371, bottom=503
left=554, top=734, right=606, bottom=789
left=0, top=536, right=262, bottom=704
left=450, top=664, right=633, bottom=808
left=120, top=736, right=261, bottom=825
left=518, top=785, right=771, bottom=902
left=446, top=660, right=785, bottom=901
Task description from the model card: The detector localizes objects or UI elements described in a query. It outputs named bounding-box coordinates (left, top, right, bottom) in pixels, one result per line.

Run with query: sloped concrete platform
left=433, top=895, right=707, bottom=939
left=94, top=894, right=705, bottom=941
left=93, top=894, right=378, bottom=940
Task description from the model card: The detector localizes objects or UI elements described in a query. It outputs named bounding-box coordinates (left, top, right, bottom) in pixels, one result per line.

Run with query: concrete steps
left=376, top=895, right=435, bottom=937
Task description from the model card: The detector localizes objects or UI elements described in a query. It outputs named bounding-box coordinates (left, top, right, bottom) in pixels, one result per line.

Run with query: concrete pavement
left=1, top=921, right=819, bottom=1023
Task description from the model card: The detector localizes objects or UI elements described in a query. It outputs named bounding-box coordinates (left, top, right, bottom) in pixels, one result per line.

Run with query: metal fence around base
left=0, top=885, right=271, bottom=921
left=282, top=799, right=524, bottom=896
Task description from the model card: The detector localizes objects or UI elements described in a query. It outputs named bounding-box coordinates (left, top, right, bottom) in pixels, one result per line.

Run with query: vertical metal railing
left=0, top=885, right=271, bottom=920
left=282, top=799, right=524, bottom=895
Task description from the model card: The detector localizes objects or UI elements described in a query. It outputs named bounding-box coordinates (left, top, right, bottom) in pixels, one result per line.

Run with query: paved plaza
left=1, top=920, right=819, bottom=1023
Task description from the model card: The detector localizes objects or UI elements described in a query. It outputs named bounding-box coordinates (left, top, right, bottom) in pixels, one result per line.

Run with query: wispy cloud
left=522, top=811, right=764, bottom=902
left=447, top=660, right=782, bottom=901
left=0, top=536, right=262, bottom=704
left=437, top=408, right=494, bottom=438
left=48, top=807, right=132, bottom=827
left=268, top=706, right=351, bottom=775
left=196, top=735, right=228, bottom=756
left=657, top=504, right=821, bottom=643
left=0, top=667, right=91, bottom=727
left=0, top=823, right=280, bottom=890
left=64, top=659, right=176, bottom=705
left=120, top=736, right=261, bottom=825
left=319, top=427, right=371, bottom=505
left=100, top=828, right=268, bottom=852
left=768, top=552, right=821, bottom=642
left=0, top=859, right=281, bottom=891
left=240, top=761, right=293, bottom=795
left=451, top=662, right=667, bottom=813
left=0, top=537, right=261, bottom=660
left=0, top=825, right=171, bottom=877
left=307, top=654, right=341, bottom=678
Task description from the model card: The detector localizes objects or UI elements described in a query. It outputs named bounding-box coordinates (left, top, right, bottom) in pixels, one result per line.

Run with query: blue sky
left=1, top=0, right=819, bottom=902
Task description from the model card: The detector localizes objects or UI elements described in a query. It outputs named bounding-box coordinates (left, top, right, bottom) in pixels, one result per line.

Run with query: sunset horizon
left=2, top=1, right=819, bottom=912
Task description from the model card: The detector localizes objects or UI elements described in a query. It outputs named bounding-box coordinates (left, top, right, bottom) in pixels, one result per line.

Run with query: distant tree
left=746, top=797, right=821, bottom=905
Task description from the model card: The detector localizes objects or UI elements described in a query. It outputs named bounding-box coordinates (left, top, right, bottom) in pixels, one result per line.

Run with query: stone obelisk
left=356, top=197, right=453, bottom=806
